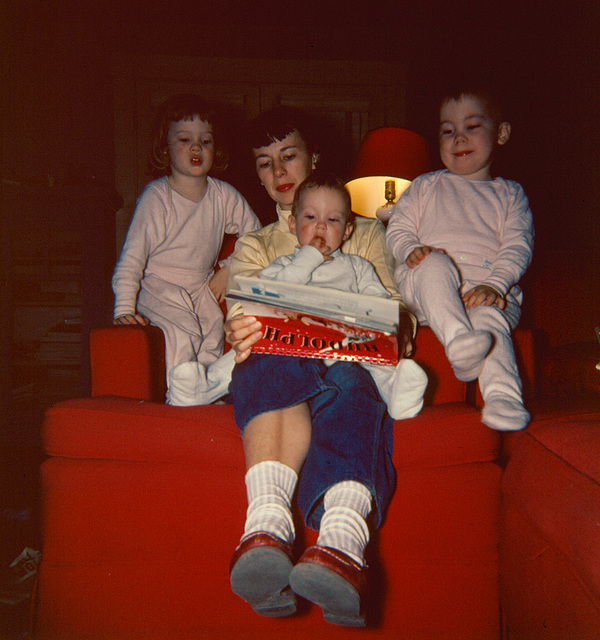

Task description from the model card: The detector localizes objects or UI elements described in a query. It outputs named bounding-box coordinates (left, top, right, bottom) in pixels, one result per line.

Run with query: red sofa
left=32, top=324, right=600, bottom=639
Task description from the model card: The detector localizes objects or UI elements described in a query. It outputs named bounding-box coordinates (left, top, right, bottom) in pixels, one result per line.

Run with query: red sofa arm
left=89, top=324, right=537, bottom=407
left=90, top=325, right=167, bottom=401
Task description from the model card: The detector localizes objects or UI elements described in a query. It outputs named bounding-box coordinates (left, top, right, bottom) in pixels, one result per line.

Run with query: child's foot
left=481, top=396, right=530, bottom=431
left=446, top=330, right=492, bottom=381
left=168, top=351, right=235, bottom=406
left=387, top=359, right=428, bottom=419
left=168, top=361, right=209, bottom=405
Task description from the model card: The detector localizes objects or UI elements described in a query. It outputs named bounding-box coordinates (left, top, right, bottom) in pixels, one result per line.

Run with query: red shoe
left=229, top=532, right=296, bottom=616
left=289, top=545, right=367, bottom=627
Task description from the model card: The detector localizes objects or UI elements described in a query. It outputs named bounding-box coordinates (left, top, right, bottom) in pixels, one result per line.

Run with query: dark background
left=3, top=0, right=599, bottom=342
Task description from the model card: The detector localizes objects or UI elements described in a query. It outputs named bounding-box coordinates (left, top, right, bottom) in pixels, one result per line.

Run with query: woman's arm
left=226, top=230, right=272, bottom=292
left=224, top=229, right=273, bottom=362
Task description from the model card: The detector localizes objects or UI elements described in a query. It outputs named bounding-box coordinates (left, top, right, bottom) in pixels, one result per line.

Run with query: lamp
left=346, top=127, right=429, bottom=222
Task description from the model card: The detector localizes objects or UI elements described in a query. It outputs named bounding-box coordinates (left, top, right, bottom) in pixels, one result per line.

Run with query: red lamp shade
left=351, top=127, right=429, bottom=181
left=346, top=127, right=429, bottom=218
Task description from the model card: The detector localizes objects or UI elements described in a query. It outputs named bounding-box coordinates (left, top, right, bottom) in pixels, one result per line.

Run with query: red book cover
left=227, top=277, right=400, bottom=365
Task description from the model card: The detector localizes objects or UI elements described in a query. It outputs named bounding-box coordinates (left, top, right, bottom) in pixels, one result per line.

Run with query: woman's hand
left=225, top=315, right=264, bottom=363
left=462, top=285, right=506, bottom=310
left=113, top=313, right=150, bottom=325
left=406, top=245, right=445, bottom=268
left=208, top=266, right=229, bottom=304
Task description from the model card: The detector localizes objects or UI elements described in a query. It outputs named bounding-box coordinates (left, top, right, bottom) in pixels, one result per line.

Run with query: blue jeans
left=230, top=354, right=395, bottom=530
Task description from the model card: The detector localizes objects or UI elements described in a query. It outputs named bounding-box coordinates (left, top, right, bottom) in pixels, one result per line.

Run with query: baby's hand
left=462, top=285, right=506, bottom=310
left=113, top=313, right=150, bottom=326
left=304, top=239, right=333, bottom=260
left=406, top=246, right=445, bottom=268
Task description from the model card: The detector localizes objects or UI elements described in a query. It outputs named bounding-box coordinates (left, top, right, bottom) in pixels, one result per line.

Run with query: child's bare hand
left=225, top=315, right=263, bottom=363
left=113, top=313, right=150, bottom=325
left=406, top=246, right=445, bottom=268
left=209, top=267, right=229, bottom=303
left=462, top=285, right=506, bottom=309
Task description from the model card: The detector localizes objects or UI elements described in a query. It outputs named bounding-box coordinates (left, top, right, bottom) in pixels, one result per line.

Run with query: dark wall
left=4, top=1, right=599, bottom=347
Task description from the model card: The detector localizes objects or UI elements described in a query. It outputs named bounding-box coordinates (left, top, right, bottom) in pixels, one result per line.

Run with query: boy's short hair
left=148, top=93, right=229, bottom=178
left=439, top=83, right=506, bottom=128
left=292, top=172, right=354, bottom=225
left=247, top=105, right=320, bottom=156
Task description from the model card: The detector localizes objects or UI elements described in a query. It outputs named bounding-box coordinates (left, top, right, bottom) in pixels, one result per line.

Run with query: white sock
left=243, top=461, right=298, bottom=545
left=366, top=360, right=428, bottom=419
left=317, top=481, right=372, bottom=566
left=168, top=350, right=236, bottom=406
left=446, top=330, right=492, bottom=381
left=481, top=396, right=530, bottom=431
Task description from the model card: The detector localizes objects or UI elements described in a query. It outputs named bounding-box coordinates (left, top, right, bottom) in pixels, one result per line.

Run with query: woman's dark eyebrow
left=255, top=145, right=299, bottom=159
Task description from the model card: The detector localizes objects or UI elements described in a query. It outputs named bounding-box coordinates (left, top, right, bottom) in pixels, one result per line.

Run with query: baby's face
left=439, top=95, right=504, bottom=180
left=289, top=187, right=353, bottom=257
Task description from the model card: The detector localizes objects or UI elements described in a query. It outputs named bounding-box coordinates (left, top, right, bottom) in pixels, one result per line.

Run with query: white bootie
left=482, top=396, right=530, bottom=431
left=363, top=359, right=428, bottom=420
left=446, top=330, right=492, bottom=381
left=168, top=350, right=236, bottom=406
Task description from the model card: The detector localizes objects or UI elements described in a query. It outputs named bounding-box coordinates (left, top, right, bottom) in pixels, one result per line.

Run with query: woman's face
left=253, top=130, right=315, bottom=210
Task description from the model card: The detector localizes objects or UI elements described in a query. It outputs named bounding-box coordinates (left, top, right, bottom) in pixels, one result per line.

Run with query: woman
left=226, top=106, right=414, bottom=627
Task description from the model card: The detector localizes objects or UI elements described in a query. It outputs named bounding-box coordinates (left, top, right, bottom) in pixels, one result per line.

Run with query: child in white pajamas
left=170, top=172, right=427, bottom=420
left=111, top=94, right=260, bottom=399
left=386, top=87, right=534, bottom=431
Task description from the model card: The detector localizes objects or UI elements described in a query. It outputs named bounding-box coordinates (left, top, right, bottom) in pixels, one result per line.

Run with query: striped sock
left=316, top=481, right=372, bottom=566
left=243, top=460, right=298, bottom=545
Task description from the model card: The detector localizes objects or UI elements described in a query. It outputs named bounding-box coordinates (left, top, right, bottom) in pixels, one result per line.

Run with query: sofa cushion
left=42, top=397, right=500, bottom=468
left=501, top=418, right=600, bottom=633
left=38, top=397, right=502, bottom=639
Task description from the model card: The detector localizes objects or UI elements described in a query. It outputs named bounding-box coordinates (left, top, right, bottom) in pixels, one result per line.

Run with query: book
left=226, top=275, right=401, bottom=365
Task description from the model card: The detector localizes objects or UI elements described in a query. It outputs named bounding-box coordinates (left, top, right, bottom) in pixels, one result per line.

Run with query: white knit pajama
left=398, top=252, right=524, bottom=414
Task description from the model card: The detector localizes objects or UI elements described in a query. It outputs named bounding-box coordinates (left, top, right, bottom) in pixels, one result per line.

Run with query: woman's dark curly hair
left=246, top=105, right=320, bottom=156
left=148, top=94, right=229, bottom=178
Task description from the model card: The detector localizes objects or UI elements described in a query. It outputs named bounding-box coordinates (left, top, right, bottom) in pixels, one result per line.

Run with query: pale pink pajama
left=386, top=170, right=533, bottom=407
left=112, top=176, right=260, bottom=382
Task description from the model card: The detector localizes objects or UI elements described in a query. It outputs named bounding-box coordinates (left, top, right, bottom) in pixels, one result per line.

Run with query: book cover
left=226, top=276, right=400, bottom=365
